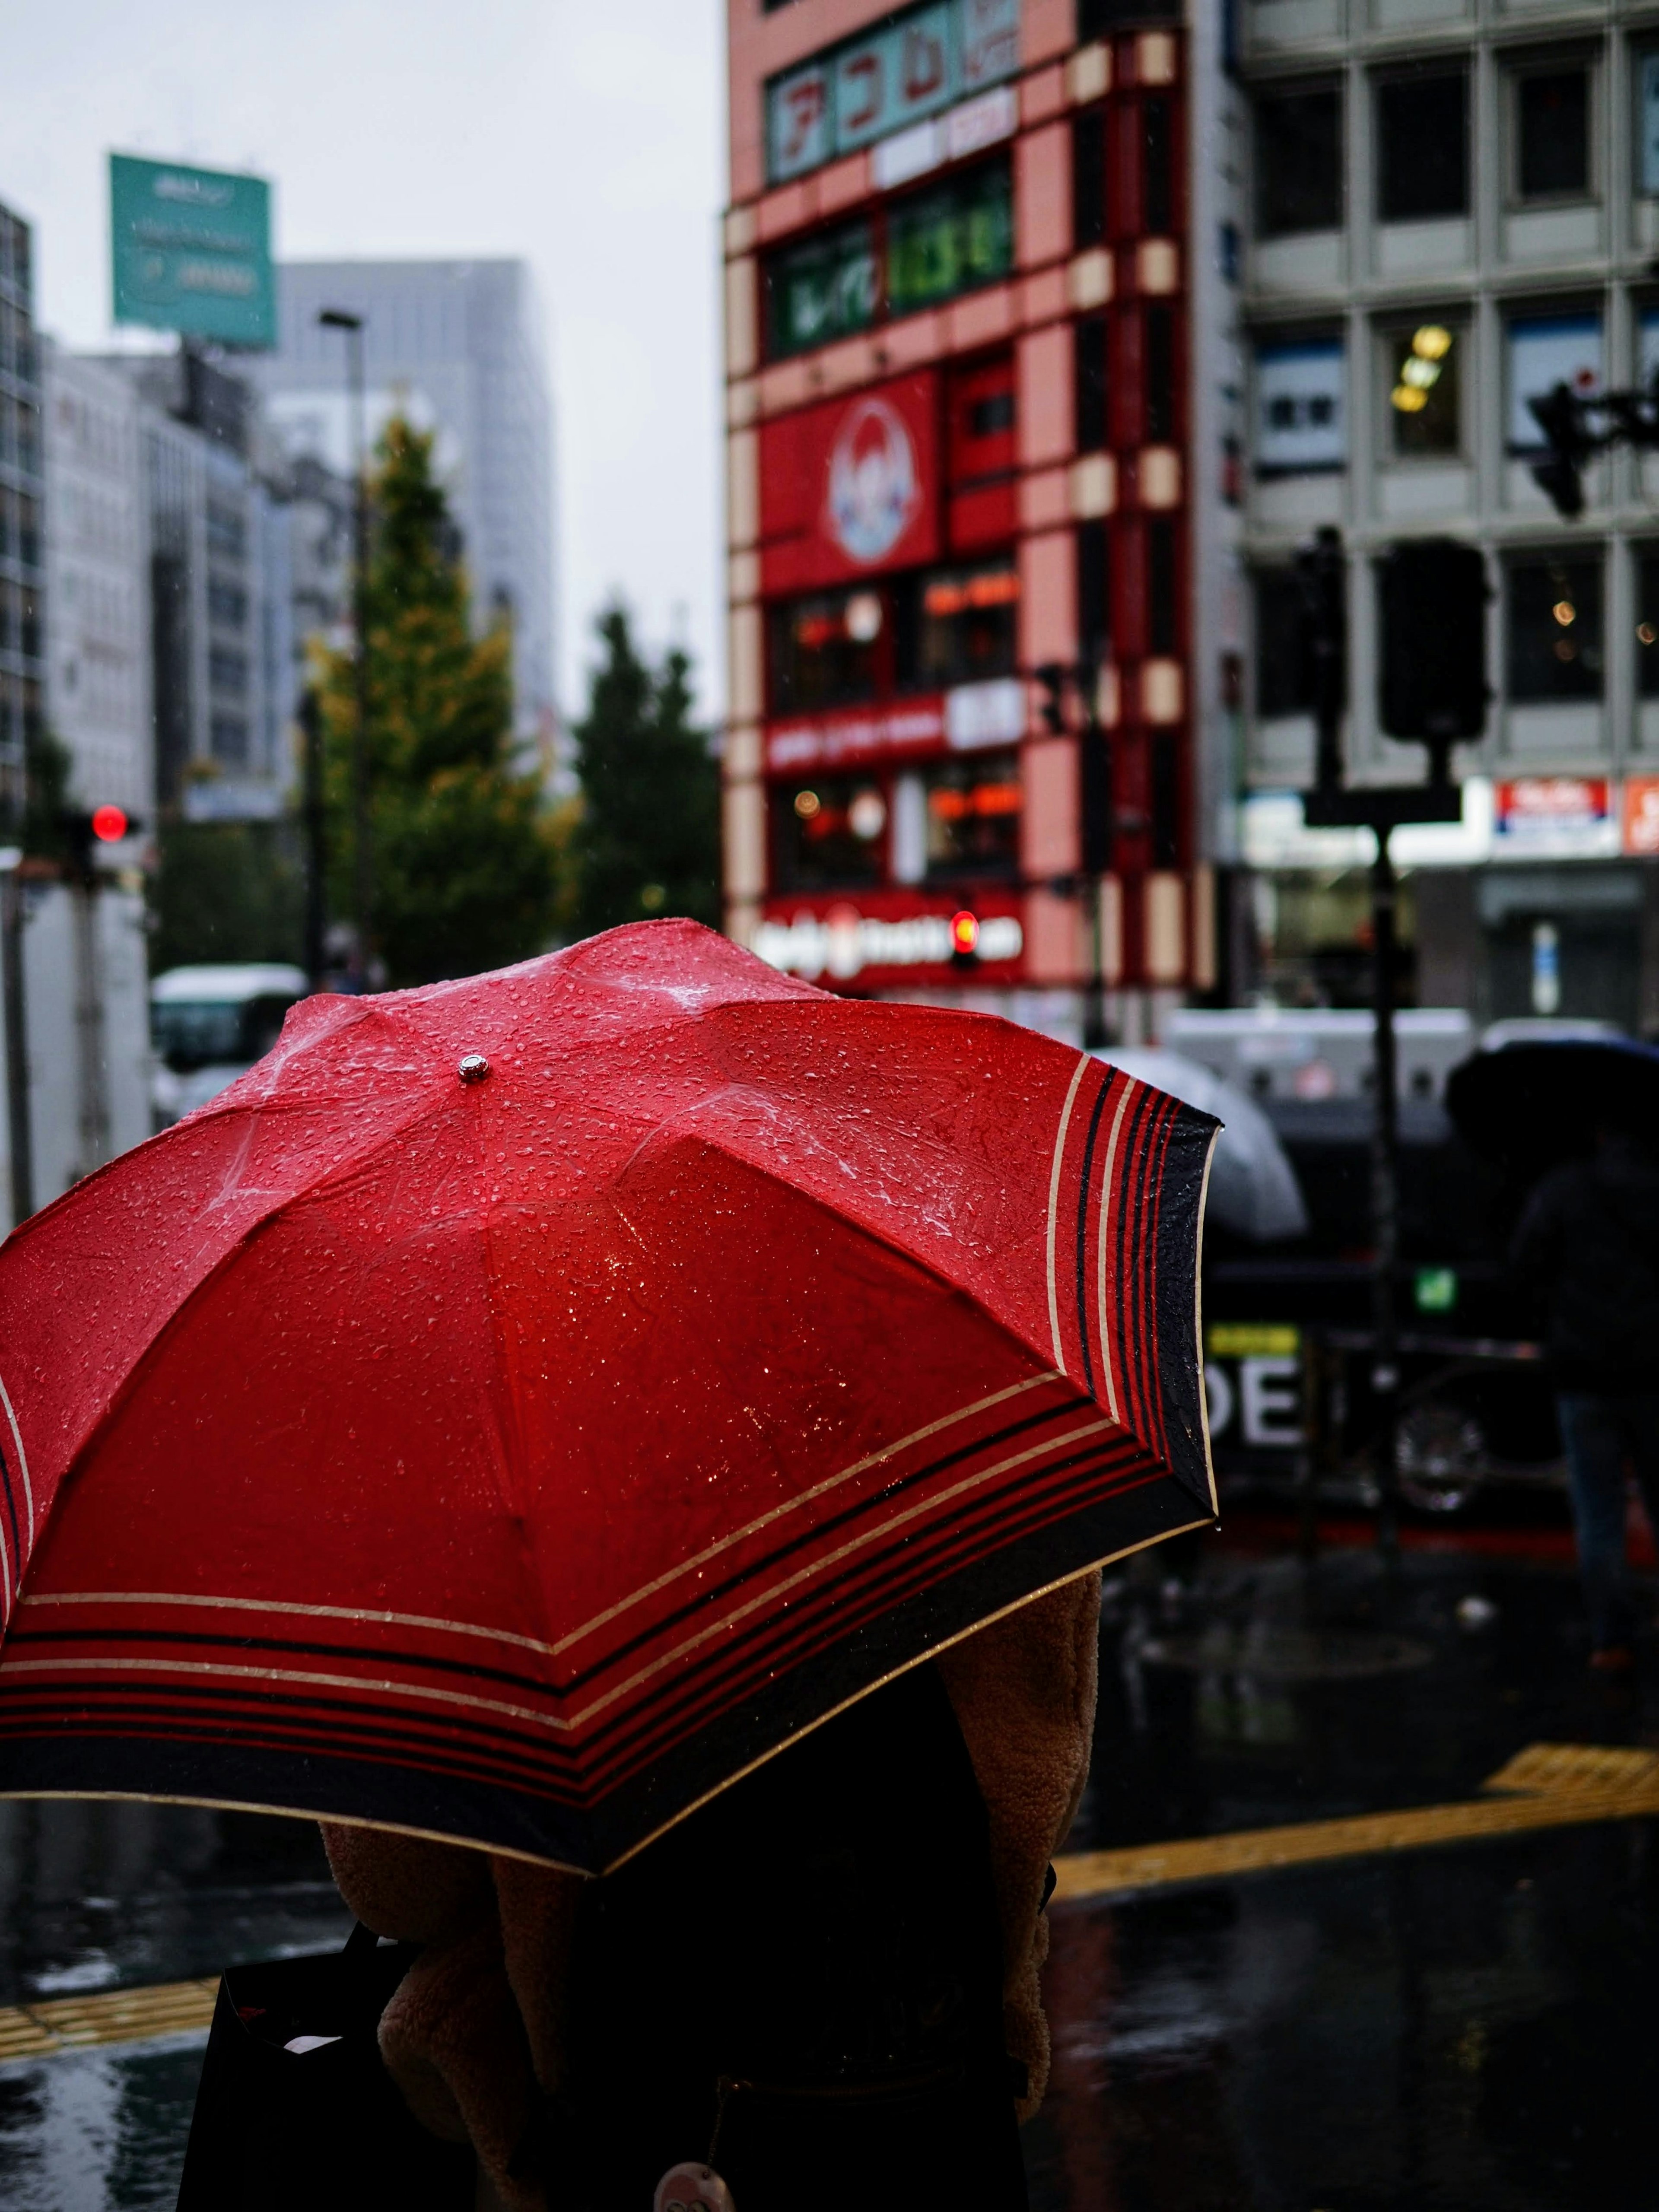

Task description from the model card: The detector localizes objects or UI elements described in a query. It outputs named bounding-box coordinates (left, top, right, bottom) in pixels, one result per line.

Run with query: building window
left=769, top=588, right=887, bottom=715
left=761, top=156, right=1013, bottom=362
left=1507, top=313, right=1601, bottom=451
left=1507, top=556, right=1603, bottom=702
left=1385, top=321, right=1461, bottom=458
left=1147, top=518, right=1178, bottom=655
left=773, top=777, right=887, bottom=889
left=922, top=750, right=1021, bottom=878
left=1255, top=85, right=1342, bottom=237
left=1142, top=95, right=1173, bottom=235
left=1078, top=520, right=1109, bottom=667
left=1376, top=73, right=1468, bottom=222
left=1636, top=550, right=1659, bottom=698
left=1075, top=317, right=1107, bottom=452
left=208, top=576, right=248, bottom=627
left=210, top=648, right=248, bottom=698
left=1640, top=55, right=1659, bottom=196
left=764, top=220, right=878, bottom=359
left=1255, top=338, right=1345, bottom=474
left=1145, top=306, right=1175, bottom=443
left=1073, top=106, right=1106, bottom=249
left=1516, top=68, right=1589, bottom=202
left=894, top=559, right=1019, bottom=689
left=886, top=159, right=1014, bottom=321
left=205, top=499, right=246, bottom=560
left=211, top=713, right=249, bottom=765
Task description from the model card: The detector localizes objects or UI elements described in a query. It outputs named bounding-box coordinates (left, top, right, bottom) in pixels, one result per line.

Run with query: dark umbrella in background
left=1446, top=1031, right=1659, bottom=1179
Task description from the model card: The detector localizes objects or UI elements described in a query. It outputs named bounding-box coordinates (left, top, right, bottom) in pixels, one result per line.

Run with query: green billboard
left=109, top=154, right=276, bottom=349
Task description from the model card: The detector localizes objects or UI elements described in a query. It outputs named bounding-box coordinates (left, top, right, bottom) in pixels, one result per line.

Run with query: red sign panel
left=1495, top=776, right=1615, bottom=853
left=766, top=695, right=947, bottom=775
left=760, top=373, right=941, bottom=594
left=754, top=887, right=1024, bottom=987
left=1625, top=777, right=1659, bottom=855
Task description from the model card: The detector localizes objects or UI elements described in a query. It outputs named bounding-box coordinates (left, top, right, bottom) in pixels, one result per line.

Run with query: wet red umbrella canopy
left=0, top=923, right=1217, bottom=1872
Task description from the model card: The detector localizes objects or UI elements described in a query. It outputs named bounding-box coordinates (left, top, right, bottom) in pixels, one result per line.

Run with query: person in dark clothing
left=1511, top=1127, right=1659, bottom=1666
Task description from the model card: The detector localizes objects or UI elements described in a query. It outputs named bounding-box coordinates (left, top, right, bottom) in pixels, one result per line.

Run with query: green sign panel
left=110, top=154, right=276, bottom=349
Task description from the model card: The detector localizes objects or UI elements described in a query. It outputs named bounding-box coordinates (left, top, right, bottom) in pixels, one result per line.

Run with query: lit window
left=897, top=560, right=1019, bottom=689
left=774, top=776, right=887, bottom=889
left=1387, top=323, right=1460, bottom=456
left=1507, top=558, right=1603, bottom=702
left=769, top=588, right=887, bottom=714
left=923, top=751, right=1022, bottom=879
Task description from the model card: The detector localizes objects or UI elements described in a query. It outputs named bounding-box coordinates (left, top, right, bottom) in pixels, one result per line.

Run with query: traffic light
left=60, top=807, right=140, bottom=881
left=949, top=909, right=980, bottom=969
left=1377, top=538, right=1489, bottom=744
left=1528, top=382, right=1592, bottom=520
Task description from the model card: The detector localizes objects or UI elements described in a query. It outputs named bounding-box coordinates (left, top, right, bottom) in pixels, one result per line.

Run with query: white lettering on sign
left=1204, top=1363, right=1236, bottom=1440
left=766, top=0, right=1021, bottom=184
left=755, top=908, right=1023, bottom=980
left=766, top=700, right=945, bottom=774
left=1239, top=1356, right=1301, bottom=1447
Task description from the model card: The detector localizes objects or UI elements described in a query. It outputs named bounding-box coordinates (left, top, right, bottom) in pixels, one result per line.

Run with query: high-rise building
left=0, top=199, right=44, bottom=820
left=40, top=342, right=151, bottom=819
left=723, top=0, right=1202, bottom=1043
left=246, top=261, right=557, bottom=763
left=101, top=351, right=290, bottom=820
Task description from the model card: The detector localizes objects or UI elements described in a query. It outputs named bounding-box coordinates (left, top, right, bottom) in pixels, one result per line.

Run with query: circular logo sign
left=826, top=397, right=919, bottom=566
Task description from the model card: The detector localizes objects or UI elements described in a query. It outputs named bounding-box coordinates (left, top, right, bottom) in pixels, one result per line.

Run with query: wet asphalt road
left=4, top=1530, right=1659, bottom=2209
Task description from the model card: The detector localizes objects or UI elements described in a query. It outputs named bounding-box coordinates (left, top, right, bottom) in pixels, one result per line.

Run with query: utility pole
left=300, top=687, right=327, bottom=988
left=1300, top=534, right=1482, bottom=1565
left=318, top=308, right=371, bottom=991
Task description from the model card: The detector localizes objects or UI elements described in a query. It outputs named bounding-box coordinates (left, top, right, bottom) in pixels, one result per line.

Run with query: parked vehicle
left=150, top=964, right=310, bottom=1127
left=1153, top=1017, right=1569, bottom=1522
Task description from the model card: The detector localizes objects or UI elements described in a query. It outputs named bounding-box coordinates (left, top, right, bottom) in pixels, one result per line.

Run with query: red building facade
left=724, top=0, right=1208, bottom=1033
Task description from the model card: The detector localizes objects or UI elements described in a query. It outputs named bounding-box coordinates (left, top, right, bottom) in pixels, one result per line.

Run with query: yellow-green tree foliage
left=316, top=419, right=557, bottom=986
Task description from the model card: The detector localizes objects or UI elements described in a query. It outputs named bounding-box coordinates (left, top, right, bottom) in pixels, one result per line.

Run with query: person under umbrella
left=1510, top=1113, right=1659, bottom=1671
left=1450, top=1032, right=1659, bottom=1671
left=0, top=920, right=1218, bottom=2207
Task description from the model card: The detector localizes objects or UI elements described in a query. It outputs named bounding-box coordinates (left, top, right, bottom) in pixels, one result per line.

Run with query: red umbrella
left=0, top=922, right=1215, bottom=1872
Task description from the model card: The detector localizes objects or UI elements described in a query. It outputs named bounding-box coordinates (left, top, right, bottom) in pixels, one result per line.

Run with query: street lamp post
left=318, top=308, right=371, bottom=990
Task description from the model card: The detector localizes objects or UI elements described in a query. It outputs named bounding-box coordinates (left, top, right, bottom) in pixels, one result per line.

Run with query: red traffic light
left=91, top=805, right=128, bottom=844
left=949, top=909, right=980, bottom=956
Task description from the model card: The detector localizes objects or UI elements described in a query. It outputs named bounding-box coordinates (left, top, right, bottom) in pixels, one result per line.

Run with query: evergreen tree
left=316, top=419, right=557, bottom=987
left=149, top=820, right=304, bottom=972
left=572, top=604, right=719, bottom=938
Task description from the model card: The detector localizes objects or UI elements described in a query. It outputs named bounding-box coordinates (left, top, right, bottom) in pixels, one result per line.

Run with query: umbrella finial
left=457, top=1055, right=491, bottom=1085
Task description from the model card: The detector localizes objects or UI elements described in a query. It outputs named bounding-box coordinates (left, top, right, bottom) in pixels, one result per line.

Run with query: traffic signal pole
left=1300, top=532, right=1481, bottom=1567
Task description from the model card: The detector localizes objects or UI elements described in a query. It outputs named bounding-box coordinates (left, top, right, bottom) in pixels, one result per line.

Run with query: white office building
left=1229, top=0, right=1659, bottom=1028
left=40, top=342, right=152, bottom=820
left=247, top=260, right=557, bottom=766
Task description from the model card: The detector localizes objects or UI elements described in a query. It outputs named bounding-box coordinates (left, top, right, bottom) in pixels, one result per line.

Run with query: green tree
left=316, top=418, right=558, bottom=987
left=149, top=820, right=304, bottom=973
left=572, top=604, right=719, bottom=938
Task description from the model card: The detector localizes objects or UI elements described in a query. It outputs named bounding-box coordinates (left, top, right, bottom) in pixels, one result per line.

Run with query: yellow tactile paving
left=5, top=1742, right=1659, bottom=2057
left=1052, top=1739, right=1659, bottom=1905
left=0, top=1977, right=218, bottom=2065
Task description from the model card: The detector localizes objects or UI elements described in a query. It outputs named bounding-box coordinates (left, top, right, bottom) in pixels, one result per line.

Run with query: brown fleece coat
left=321, top=1571, right=1100, bottom=2209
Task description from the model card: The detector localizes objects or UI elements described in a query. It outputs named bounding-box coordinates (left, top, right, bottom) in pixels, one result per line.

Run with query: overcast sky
left=0, top=0, right=728, bottom=722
